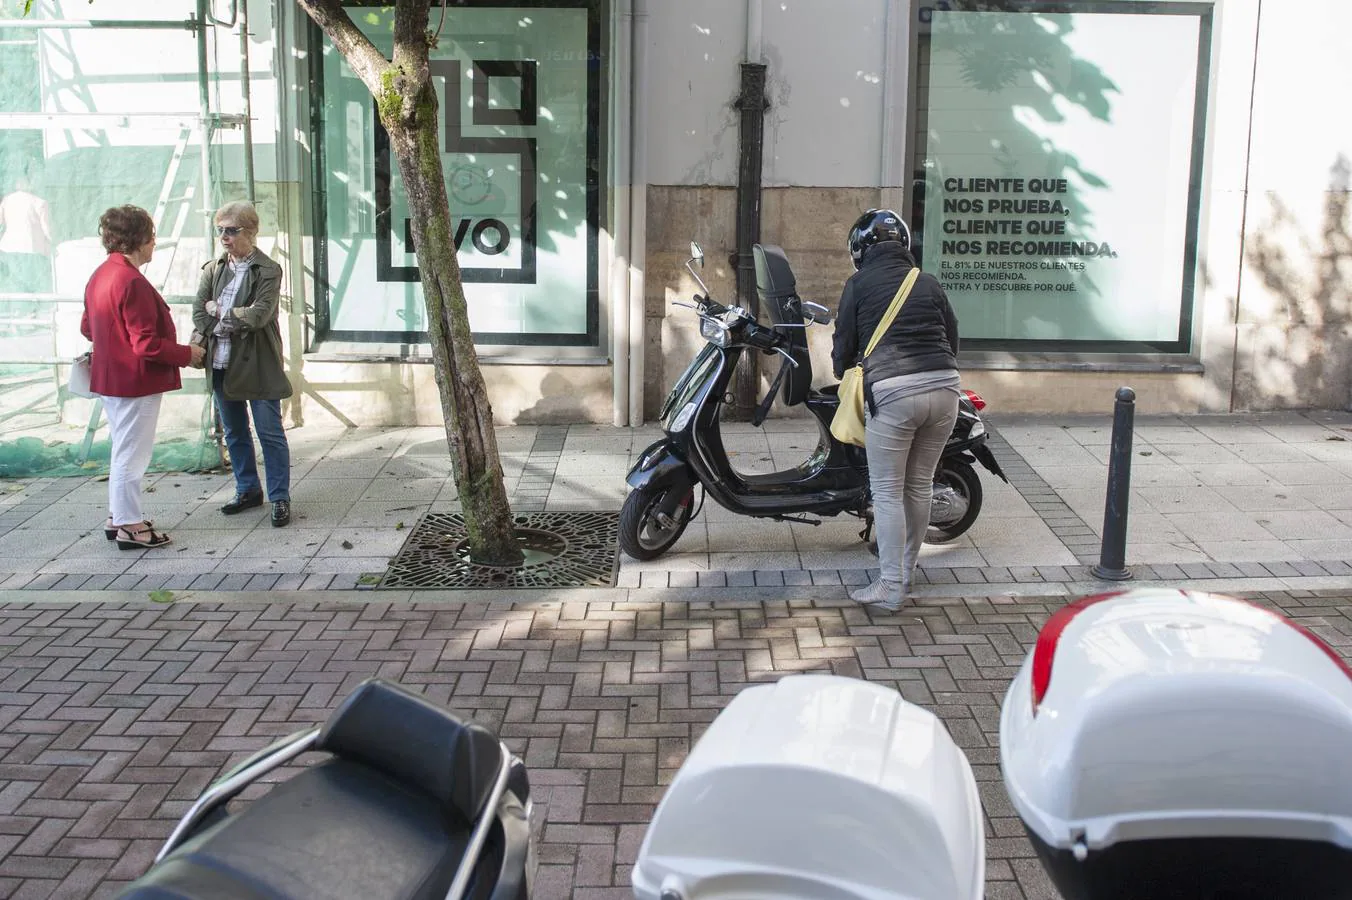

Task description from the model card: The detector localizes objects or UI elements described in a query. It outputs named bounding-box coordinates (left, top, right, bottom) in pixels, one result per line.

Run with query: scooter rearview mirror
left=801, top=301, right=834, bottom=325
left=690, top=242, right=704, bottom=268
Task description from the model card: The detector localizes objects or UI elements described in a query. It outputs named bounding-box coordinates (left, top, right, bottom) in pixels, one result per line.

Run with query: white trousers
left=103, top=393, right=163, bottom=527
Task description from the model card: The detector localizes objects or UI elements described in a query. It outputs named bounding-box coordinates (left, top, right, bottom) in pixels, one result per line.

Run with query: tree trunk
left=296, top=0, right=523, bottom=566
left=383, top=82, right=523, bottom=566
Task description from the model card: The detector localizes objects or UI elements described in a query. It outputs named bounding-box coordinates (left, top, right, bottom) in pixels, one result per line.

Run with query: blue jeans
left=213, top=368, right=291, bottom=502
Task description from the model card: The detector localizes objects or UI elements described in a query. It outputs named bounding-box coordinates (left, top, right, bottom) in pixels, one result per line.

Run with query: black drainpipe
left=730, top=62, right=769, bottom=420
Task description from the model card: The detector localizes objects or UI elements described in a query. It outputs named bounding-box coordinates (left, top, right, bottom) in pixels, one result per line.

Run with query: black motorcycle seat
left=116, top=758, right=495, bottom=900
left=316, top=678, right=503, bottom=824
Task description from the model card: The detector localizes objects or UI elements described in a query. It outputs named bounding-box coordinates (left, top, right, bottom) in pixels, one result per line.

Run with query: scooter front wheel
left=926, top=460, right=983, bottom=544
left=619, top=484, right=695, bottom=561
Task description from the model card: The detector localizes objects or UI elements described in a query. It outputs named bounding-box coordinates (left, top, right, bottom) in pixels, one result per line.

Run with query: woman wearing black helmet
left=833, top=209, right=961, bottom=611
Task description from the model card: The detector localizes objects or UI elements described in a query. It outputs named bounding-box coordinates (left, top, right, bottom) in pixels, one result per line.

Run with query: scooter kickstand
left=773, top=514, right=821, bottom=527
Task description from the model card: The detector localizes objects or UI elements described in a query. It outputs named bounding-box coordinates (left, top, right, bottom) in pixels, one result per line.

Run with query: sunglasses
left=215, top=225, right=243, bottom=237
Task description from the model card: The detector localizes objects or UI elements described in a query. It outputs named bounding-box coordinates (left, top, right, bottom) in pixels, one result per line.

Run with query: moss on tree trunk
left=379, top=79, right=522, bottom=565
left=293, top=0, right=524, bottom=567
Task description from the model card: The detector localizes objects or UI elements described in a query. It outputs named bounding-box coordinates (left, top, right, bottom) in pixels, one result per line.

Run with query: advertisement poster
left=916, top=7, right=1209, bottom=349
left=320, top=4, right=599, bottom=346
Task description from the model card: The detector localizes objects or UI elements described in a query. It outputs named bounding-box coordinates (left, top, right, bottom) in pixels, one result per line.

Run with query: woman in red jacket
left=81, top=206, right=205, bottom=549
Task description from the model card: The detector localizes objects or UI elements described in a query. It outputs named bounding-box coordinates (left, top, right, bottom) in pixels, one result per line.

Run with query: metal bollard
left=1092, top=387, right=1136, bottom=581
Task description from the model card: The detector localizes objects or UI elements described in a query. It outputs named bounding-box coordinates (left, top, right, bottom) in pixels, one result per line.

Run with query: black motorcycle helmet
left=848, top=208, right=912, bottom=270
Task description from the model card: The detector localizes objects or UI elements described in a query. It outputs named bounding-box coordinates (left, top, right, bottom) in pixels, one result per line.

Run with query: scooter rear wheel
left=926, top=460, right=983, bottom=544
left=619, top=484, right=695, bottom=561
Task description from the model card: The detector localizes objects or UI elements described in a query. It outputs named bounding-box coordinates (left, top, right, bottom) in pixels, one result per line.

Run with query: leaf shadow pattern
left=919, top=7, right=1119, bottom=308
left=1244, top=155, right=1351, bottom=328
left=1239, top=154, right=1352, bottom=407
left=317, top=1, right=605, bottom=333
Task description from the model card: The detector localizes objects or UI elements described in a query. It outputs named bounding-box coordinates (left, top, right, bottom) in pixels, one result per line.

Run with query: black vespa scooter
left=618, top=241, right=1006, bottom=562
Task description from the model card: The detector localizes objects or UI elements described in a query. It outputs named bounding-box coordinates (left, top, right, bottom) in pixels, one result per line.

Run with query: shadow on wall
left=518, top=371, right=595, bottom=425
left=1240, top=155, right=1352, bottom=409
left=916, top=8, right=1118, bottom=253
left=912, top=6, right=1194, bottom=348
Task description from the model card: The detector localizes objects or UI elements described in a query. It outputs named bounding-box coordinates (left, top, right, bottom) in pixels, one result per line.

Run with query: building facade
left=1, top=0, right=1348, bottom=457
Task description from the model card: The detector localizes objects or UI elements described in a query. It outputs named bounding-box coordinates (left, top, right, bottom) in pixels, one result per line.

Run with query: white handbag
left=69, top=352, right=96, bottom=398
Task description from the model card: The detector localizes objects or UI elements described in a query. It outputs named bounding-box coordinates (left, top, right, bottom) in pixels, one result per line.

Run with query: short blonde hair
left=215, top=200, right=260, bottom=233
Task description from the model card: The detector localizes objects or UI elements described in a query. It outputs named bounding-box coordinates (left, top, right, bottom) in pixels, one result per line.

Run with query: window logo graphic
left=373, top=59, right=538, bottom=285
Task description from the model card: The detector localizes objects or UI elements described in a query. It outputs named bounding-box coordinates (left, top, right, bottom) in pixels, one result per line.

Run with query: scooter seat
left=117, top=757, right=496, bottom=900
left=116, top=679, right=527, bottom=900
left=316, top=677, right=504, bottom=824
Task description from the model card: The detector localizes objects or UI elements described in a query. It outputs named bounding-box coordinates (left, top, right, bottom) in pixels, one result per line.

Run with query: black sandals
left=105, top=517, right=153, bottom=540
left=115, top=525, right=172, bottom=550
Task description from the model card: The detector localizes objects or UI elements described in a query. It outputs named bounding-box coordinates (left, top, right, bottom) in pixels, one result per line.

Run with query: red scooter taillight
left=963, top=389, right=986, bottom=412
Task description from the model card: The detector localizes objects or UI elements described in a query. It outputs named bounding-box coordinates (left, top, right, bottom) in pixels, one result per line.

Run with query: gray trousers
left=865, top=387, right=959, bottom=585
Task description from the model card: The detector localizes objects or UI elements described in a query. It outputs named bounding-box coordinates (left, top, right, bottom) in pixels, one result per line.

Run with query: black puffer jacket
left=831, top=242, right=959, bottom=393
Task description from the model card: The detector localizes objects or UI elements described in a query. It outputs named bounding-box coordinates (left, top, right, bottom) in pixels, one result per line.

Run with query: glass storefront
left=909, top=1, right=1214, bottom=354
left=309, top=0, right=606, bottom=351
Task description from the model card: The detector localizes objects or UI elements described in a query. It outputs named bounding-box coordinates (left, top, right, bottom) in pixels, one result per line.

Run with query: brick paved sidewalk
left=3, top=591, right=1351, bottom=899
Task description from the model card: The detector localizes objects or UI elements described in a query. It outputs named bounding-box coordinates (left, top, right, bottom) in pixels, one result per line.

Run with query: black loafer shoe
left=221, top=490, right=264, bottom=515
left=271, top=499, right=291, bottom=528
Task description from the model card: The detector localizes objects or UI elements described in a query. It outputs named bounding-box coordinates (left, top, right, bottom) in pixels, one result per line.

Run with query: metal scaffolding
left=0, top=1, right=254, bottom=476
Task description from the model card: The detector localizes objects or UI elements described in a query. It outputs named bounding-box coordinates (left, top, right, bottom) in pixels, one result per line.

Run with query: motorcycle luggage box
left=1000, top=588, right=1352, bottom=900
left=632, top=674, right=984, bottom=900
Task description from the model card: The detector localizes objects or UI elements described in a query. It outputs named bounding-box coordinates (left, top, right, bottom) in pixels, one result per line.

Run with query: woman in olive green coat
left=191, top=200, right=295, bottom=527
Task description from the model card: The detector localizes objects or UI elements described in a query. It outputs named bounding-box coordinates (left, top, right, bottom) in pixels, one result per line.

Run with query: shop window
left=909, top=1, right=1214, bottom=354
left=310, top=1, right=605, bottom=352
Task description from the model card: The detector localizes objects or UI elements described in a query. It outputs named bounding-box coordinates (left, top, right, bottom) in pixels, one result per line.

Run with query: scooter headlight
left=700, top=316, right=732, bottom=348
left=669, top=400, right=699, bottom=433
left=969, top=419, right=985, bottom=438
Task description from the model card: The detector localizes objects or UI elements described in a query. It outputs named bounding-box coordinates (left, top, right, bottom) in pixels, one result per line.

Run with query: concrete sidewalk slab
left=0, top=410, right=1350, bottom=599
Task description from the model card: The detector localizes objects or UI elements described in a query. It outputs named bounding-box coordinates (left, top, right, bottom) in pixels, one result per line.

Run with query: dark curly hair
left=99, top=205, right=156, bottom=255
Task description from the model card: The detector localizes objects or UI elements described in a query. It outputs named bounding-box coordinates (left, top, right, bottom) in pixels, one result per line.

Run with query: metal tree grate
left=378, top=511, right=620, bottom=589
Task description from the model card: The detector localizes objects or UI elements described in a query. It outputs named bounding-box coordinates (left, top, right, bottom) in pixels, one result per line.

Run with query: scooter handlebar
left=694, top=294, right=729, bottom=317
left=687, top=294, right=790, bottom=353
